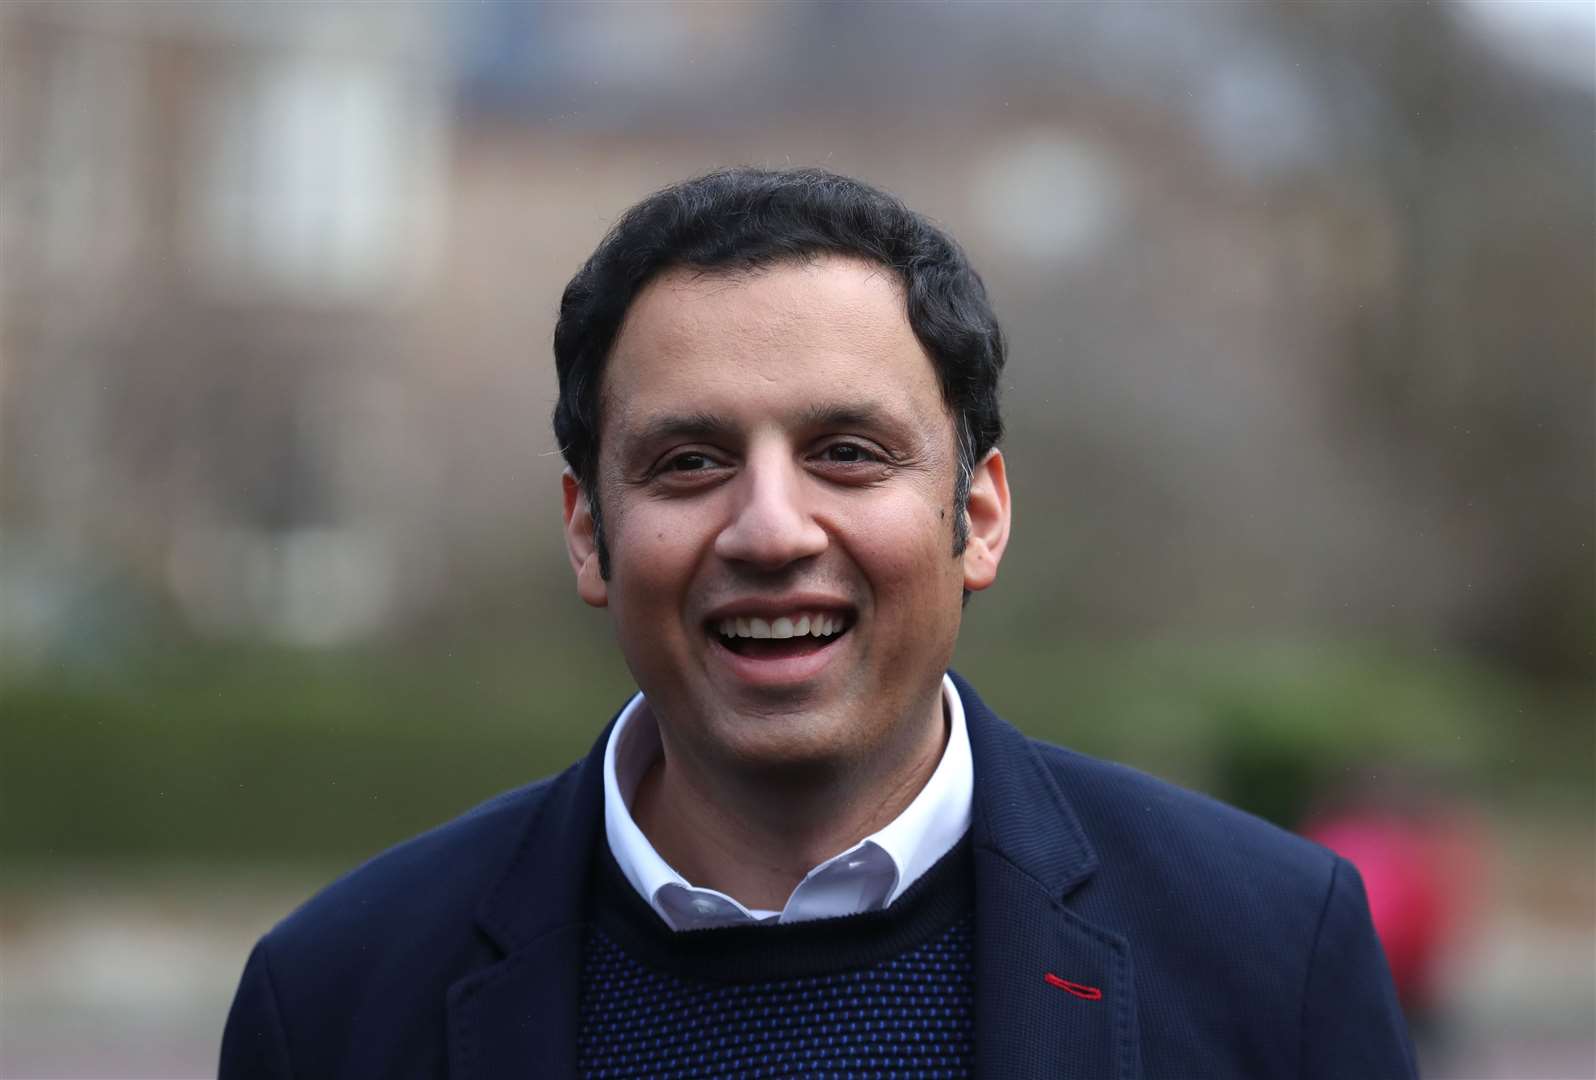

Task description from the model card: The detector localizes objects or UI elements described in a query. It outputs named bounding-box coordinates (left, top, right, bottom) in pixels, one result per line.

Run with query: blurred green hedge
left=1, top=639, right=635, bottom=864
left=2, top=636, right=1586, bottom=865
left=960, top=639, right=1590, bottom=827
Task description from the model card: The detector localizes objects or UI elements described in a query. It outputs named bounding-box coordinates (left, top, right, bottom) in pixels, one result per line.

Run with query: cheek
left=848, top=496, right=963, bottom=597
left=606, top=510, right=705, bottom=613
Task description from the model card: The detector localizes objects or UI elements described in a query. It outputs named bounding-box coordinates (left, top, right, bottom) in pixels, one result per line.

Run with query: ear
left=961, top=448, right=1011, bottom=593
left=562, top=470, right=608, bottom=608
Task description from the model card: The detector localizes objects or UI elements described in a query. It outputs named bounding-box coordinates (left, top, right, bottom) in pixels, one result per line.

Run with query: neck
left=632, top=693, right=948, bottom=912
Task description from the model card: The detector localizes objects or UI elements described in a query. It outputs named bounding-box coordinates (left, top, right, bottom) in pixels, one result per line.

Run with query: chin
left=700, top=704, right=864, bottom=774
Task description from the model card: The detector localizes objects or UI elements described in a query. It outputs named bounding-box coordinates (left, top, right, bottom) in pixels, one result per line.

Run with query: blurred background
left=1, top=1, right=1591, bottom=1076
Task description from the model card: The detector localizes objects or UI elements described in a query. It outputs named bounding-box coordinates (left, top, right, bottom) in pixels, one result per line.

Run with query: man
left=221, top=168, right=1416, bottom=1078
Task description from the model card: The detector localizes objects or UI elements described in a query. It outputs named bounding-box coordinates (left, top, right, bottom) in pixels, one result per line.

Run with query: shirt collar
left=602, top=674, right=974, bottom=931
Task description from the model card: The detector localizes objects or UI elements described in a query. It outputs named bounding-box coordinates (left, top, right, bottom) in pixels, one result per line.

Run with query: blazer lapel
left=447, top=716, right=616, bottom=1080
left=957, top=673, right=1142, bottom=1080
left=973, top=850, right=1140, bottom=1080
left=446, top=924, right=586, bottom=1079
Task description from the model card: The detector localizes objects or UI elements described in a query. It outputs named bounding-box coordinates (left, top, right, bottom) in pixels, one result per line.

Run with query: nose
left=713, top=448, right=828, bottom=569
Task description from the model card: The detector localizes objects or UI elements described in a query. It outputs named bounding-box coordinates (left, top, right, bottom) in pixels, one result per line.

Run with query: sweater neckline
left=587, top=828, right=974, bottom=985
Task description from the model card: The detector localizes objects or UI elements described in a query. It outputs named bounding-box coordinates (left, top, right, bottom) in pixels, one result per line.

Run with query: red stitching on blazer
left=1044, top=972, right=1103, bottom=1000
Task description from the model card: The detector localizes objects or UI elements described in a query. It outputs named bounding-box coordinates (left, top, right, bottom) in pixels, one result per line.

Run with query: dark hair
left=552, top=167, right=1005, bottom=576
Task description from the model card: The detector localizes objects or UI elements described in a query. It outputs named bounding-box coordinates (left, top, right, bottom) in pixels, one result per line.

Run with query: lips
left=702, top=601, right=855, bottom=685
left=714, top=611, right=849, bottom=642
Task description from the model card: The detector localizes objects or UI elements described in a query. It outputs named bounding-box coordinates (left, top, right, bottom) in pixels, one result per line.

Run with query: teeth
left=715, top=612, right=847, bottom=640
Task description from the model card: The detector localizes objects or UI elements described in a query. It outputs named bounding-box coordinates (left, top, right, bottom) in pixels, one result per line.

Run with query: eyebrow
left=625, top=411, right=740, bottom=450
left=622, top=401, right=907, bottom=451
left=793, top=402, right=899, bottom=431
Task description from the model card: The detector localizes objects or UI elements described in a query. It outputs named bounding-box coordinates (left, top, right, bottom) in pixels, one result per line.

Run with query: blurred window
left=37, top=30, right=145, bottom=282
left=185, top=51, right=439, bottom=303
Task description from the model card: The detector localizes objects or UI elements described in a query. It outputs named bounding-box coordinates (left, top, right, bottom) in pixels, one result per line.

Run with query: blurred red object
left=1304, top=806, right=1482, bottom=1011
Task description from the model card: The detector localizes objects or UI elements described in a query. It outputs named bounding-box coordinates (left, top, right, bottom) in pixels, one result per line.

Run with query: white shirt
left=602, top=674, right=974, bottom=931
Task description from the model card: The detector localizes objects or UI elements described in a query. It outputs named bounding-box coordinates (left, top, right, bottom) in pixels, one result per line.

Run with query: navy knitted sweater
left=576, top=835, right=976, bottom=1079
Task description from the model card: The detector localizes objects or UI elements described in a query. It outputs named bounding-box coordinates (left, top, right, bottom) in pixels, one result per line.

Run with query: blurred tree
left=1268, top=1, right=1594, bottom=682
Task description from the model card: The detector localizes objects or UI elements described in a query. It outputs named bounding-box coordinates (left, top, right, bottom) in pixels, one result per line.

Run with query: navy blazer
left=221, top=674, right=1415, bottom=1078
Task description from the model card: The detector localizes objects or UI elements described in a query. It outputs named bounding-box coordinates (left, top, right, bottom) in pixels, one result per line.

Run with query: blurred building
left=1, top=1, right=447, bottom=650
left=2, top=1, right=1590, bottom=685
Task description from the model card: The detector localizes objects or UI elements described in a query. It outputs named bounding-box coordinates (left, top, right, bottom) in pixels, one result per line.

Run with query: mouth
left=707, top=610, right=853, bottom=662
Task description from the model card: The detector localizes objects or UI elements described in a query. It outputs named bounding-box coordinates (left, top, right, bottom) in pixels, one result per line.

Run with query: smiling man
left=222, top=169, right=1416, bottom=1079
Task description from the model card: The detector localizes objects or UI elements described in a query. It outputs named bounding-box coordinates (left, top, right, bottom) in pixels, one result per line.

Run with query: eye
left=664, top=451, right=714, bottom=472
left=818, top=442, right=878, bottom=464
left=650, top=449, right=731, bottom=487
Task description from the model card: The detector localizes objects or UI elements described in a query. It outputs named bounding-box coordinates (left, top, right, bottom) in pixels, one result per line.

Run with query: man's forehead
left=599, top=257, right=943, bottom=438
left=612, top=257, right=911, bottom=358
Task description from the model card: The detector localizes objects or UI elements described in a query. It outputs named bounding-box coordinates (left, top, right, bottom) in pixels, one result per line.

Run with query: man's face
left=563, top=256, right=1008, bottom=782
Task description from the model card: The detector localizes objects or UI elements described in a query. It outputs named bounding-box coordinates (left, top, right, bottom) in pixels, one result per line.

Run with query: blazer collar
left=954, top=670, right=1098, bottom=895
left=449, top=676, right=1141, bottom=1080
